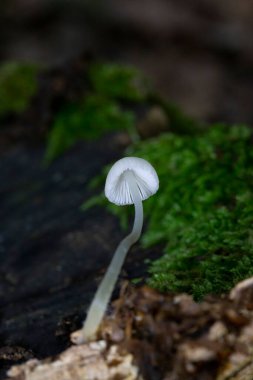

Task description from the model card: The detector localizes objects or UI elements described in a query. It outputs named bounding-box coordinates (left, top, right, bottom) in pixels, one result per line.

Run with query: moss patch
left=89, top=63, right=148, bottom=101
left=0, top=62, right=38, bottom=118
left=44, top=95, right=135, bottom=163
left=45, top=63, right=148, bottom=163
left=128, top=124, right=253, bottom=299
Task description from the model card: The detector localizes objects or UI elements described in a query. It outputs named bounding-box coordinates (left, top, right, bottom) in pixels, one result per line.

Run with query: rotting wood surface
left=0, top=134, right=161, bottom=379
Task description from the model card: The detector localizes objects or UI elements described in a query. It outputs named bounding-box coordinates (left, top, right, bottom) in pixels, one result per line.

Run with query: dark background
left=1, top=0, right=253, bottom=124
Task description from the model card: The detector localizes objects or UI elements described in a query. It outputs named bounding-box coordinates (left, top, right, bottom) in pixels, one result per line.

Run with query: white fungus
left=82, top=157, right=159, bottom=341
left=105, top=157, right=159, bottom=205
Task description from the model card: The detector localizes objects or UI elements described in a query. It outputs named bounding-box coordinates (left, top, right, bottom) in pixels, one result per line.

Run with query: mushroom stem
left=82, top=170, right=143, bottom=340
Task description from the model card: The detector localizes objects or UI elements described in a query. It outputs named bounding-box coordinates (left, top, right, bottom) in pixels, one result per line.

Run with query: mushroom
left=82, top=157, right=159, bottom=341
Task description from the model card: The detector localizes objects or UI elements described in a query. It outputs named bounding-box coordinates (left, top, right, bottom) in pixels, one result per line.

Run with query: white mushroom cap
left=105, top=157, right=159, bottom=205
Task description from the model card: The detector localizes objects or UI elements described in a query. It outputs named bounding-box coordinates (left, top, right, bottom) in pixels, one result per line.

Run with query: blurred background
left=1, top=0, right=253, bottom=123
left=1, top=1, right=253, bottom=378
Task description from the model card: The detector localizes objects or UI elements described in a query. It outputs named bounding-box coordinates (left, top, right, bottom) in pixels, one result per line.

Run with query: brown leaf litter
left=6, top=277, right=253, bottom=380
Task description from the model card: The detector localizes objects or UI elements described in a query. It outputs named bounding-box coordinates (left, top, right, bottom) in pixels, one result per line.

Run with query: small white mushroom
left=82, top=157, right=159, bottom=341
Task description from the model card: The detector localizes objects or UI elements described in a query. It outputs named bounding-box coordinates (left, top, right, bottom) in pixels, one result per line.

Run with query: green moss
left=89, top=63, right=148, bottom=101
left=44, top=95, right=135, bottom=163
left=45, top=62, right=147, bottom=163
left=128, top=124, right=253, bottom=299
left=0, top=62, right=38, bottom=117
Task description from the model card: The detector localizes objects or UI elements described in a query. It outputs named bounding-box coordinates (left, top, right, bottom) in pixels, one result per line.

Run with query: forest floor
left=1, top=2, right=253, bottom=371
left=1, top=109, right=253, bottom=379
